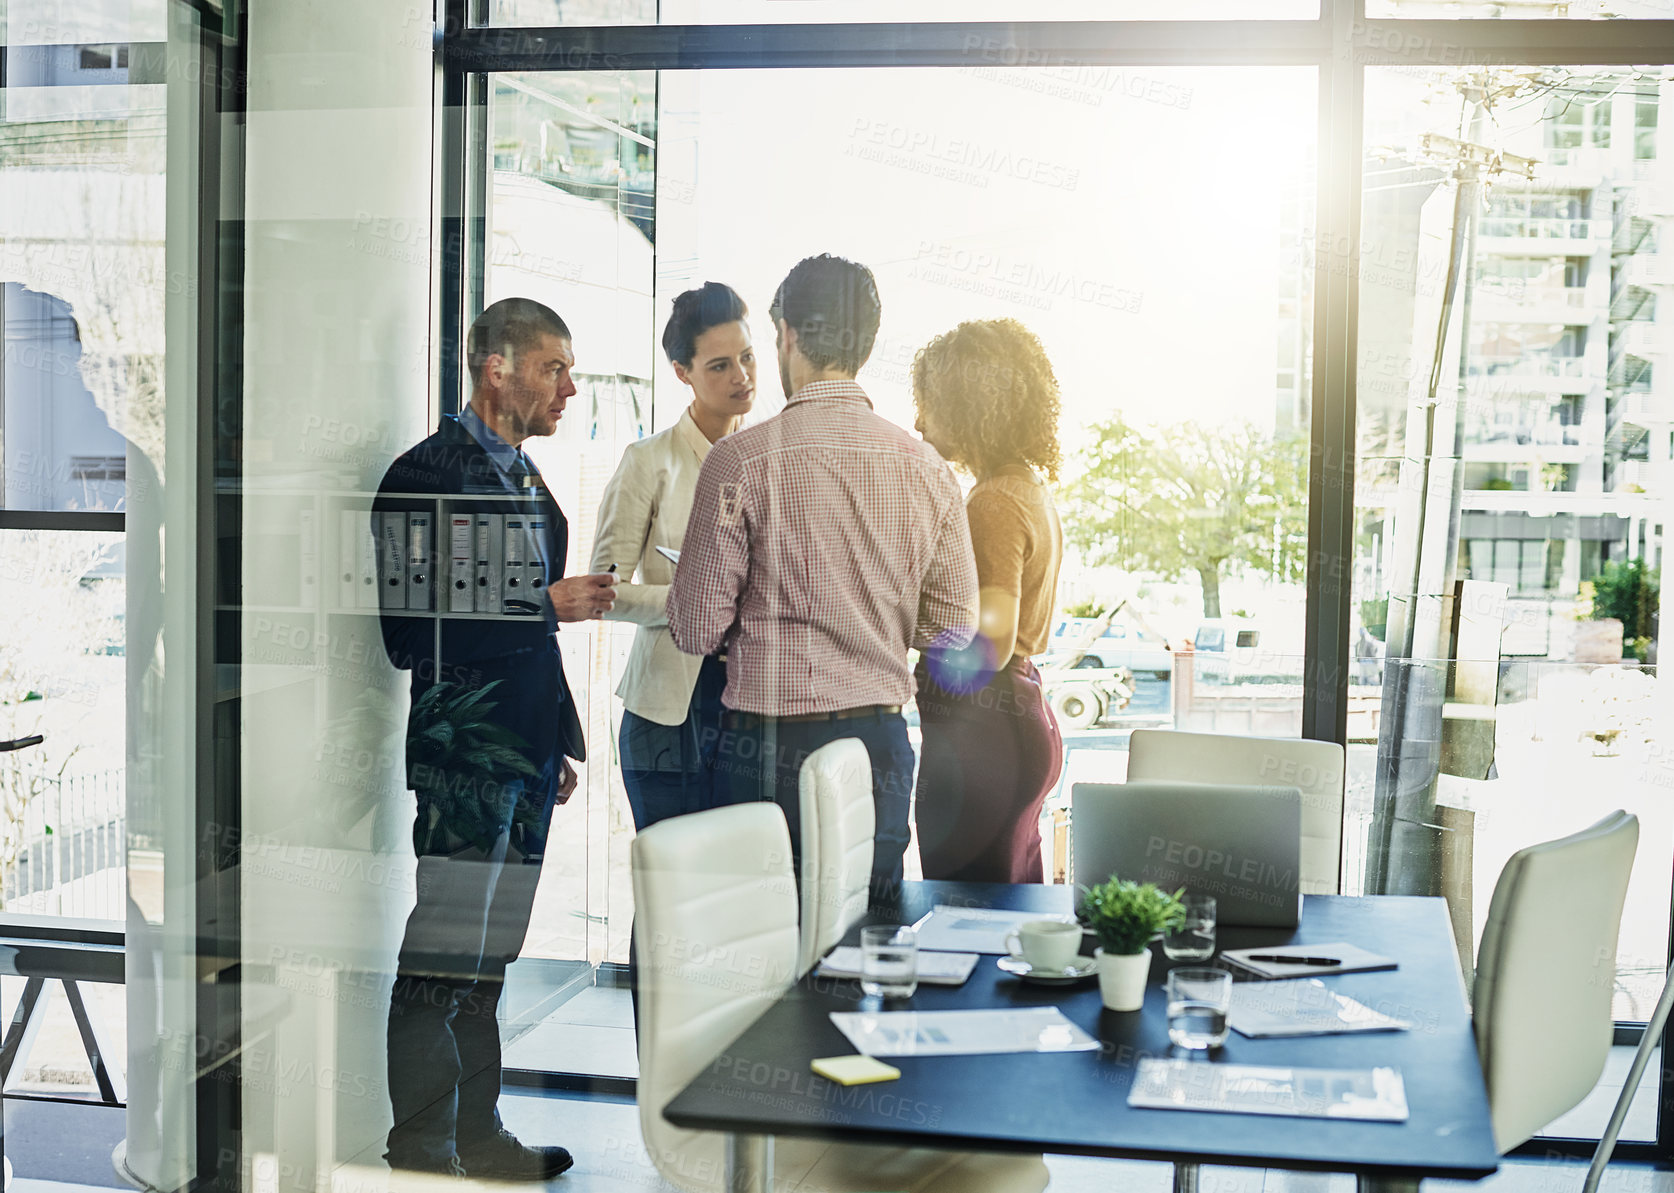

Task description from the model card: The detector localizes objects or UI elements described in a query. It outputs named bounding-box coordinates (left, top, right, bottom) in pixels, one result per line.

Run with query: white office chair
left=632, top=803, right=1050, bottom=1193
left=798, top=738, right=875, bottom=978
left=1127, top=728, right=1345, bottom=894
left=1472, top=810, right=1639, bottom=1156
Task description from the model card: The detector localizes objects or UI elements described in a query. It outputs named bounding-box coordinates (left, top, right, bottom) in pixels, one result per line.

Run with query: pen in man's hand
left=1246, top=954, right=1342, bottom=966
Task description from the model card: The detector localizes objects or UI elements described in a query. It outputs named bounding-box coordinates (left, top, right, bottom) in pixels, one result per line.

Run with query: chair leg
left=0, top=978, right=47, bottom=1089
left=1583, top=959, right=1674, bottom=1193
left=726, top=1133, right=773, bottom=1193
left=1357, top=1178, right=1420, bottom=1193
left=62, top=980, right=126, bottom=1105
left=1173, top=1162, right=1200, bottom=1193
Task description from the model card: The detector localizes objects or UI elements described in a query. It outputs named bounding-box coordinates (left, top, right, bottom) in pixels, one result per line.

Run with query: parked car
left=1044, top=617, right=1173, bottom=680
left=1188, top=619, right=1303, bottom=683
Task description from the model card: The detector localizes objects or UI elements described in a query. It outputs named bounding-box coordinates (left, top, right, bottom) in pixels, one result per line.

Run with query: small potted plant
left=407, top=680, right=540, bottom=856
left=1078, top=876, right=1184, bottom=1012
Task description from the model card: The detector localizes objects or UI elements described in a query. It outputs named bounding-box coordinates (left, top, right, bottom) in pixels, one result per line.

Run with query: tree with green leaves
left=1587, top=558, right=1660, bottom=662
left=1059, top=416, right=1309, bottom=618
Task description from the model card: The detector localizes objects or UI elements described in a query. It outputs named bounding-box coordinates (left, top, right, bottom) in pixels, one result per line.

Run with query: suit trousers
left=385, top=830, right=541, bottom=1166
left=715, top=709, right=914, bottom=910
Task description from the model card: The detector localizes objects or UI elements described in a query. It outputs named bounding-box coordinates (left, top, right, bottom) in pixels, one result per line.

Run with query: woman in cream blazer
left=590, top=282, right=757, bottom=829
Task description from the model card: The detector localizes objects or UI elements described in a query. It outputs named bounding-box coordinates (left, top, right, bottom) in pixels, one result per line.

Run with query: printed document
left=1128, top=1059, right=1409, bottom=1122
left=829, top=1007, right=1099, bottom=1057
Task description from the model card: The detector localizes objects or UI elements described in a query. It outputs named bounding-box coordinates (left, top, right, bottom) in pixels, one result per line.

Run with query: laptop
left=1071, top=780, right=1304, bottom=928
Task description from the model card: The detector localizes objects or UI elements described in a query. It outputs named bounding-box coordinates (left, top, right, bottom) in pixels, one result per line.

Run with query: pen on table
left=1246, top=954, right=1342, bottom=966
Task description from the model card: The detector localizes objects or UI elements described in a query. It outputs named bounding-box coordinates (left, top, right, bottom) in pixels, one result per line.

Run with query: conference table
left=664, top=881, right=1500, bottom=1193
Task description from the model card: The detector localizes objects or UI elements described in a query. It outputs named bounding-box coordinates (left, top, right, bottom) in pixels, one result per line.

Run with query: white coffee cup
left=1005, top=919, right=1083, bottom=973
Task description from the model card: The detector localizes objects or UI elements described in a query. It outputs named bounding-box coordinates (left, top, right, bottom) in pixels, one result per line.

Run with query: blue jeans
left=619, top=655, right=727, bottom=831
left=714, top=709, right=915, bottom=911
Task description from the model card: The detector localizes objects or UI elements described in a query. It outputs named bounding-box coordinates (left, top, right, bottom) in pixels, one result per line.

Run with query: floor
left=2, top=1079, right=1669, bottom=1193
left=457, top=1088, right=1674, bottom=1193
left=506, top=985, right=638, bottom=1079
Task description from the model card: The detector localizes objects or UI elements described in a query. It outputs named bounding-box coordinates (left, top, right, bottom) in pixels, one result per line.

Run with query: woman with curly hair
left=912, top=318, right=1065, bottom=883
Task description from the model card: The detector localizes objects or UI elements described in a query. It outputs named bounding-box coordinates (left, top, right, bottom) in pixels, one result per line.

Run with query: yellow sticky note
left=811, top=1055, right=901, bottom=1086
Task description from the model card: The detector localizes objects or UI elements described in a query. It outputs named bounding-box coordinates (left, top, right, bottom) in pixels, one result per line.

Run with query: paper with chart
left=1127, top=1059, right=1409, bottom=1122
left=1229, top=979, right=1411, bottom=1039
left=910, top=906, right=1074, bottom=953
left=816, top=947, right=979, bottom=986
left=829, top=1007, right=1099, bottom=1057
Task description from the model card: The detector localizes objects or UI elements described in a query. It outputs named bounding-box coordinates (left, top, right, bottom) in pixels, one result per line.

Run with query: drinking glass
left=1163, top=894, right=1217, bottom=961
left=860, top=925, right=919, bottom=999
left=1166, top=966, right=1233, bottom=1050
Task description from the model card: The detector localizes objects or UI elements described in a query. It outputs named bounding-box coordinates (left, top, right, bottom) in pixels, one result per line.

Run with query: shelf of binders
left=365, top=493, right=555, bottom=620
left=227, top=491, right=557, bottom=620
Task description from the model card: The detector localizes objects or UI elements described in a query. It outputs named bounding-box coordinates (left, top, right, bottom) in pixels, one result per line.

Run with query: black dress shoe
left=385, top=1152, right=470, bottom=1178
left=456, top=1128, right=574, bottom=1181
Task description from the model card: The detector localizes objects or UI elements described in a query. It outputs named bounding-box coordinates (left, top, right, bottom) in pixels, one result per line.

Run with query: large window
left=485, top=0, right=1321, bottom=26
left=476, top=64, right=1318, bottom=987
left=4, top=3, right=1673, bottom=1190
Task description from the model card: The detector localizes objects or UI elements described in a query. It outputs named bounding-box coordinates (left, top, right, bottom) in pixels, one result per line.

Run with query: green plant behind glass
left=1078, top=875, right=1184, bottom=956
left=408, top=680, right=539, bottom=856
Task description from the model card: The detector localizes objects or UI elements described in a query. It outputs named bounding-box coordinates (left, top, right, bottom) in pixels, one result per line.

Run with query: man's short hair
left=466, top=298, right=571, bottom=385
left=662, top=281, right=749, bottom=366
left=768, top=255, right=880, bottom=376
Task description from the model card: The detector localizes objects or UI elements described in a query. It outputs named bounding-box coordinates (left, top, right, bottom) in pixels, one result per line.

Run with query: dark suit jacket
left=375, top=417, right=586, bottom=843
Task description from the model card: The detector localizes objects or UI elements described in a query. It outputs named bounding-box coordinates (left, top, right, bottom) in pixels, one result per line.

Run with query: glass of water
left=1163, top=894, right=1217, bottom=961
left=1166, top=966, right=1233, bottom=1050
left=860, top=925, right=919, bottom=999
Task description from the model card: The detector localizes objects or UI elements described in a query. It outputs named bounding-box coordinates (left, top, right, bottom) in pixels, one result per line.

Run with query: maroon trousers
left=913, top=656, right=1065, bottom=884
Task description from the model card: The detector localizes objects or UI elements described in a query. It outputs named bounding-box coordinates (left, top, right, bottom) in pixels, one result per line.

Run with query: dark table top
left=664, top=881, right=1500, bottom=1181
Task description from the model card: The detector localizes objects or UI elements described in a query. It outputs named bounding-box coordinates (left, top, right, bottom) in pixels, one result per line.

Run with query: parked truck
left=1035, top=602, right=1152, bottom=730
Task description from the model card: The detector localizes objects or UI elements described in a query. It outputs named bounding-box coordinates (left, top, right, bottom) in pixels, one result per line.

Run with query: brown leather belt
left=723, top=704, right=901, bottom=729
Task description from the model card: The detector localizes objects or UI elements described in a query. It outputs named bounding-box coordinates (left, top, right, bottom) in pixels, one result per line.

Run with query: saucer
left=996, top=955, right=1099, bottom=984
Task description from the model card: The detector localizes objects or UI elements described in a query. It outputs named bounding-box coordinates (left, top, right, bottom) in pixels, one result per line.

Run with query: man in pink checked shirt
left=667, top=253, right=979, bottom=906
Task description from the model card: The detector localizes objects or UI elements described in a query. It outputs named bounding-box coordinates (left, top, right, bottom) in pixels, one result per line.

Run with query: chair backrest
left=1127, top=728, right=1345, bottom=894
left=798, top=738, right=875, bottom=977
left=1474, top=809, right=1639, bottom=1153
left=632, top=803, right=801, bottom=1193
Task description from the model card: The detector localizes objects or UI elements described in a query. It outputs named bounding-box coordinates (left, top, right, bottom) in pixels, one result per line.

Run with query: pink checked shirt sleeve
left=667, top=438, right=748, bottom=657
left=916, top=492, right=979, bottom=651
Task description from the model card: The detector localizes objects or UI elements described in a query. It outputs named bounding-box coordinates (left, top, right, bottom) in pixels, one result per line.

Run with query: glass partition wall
left=2, top=0, right=1672, bottom=1190
left=1350, top=60, right=1674, bottom=1143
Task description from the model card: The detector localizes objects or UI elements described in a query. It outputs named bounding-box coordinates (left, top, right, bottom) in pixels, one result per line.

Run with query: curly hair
left=911, top=318, right=1062, bottom=481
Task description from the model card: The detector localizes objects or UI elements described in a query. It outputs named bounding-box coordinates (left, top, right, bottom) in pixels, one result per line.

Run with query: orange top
left=964, top=468, right=1063, bottom=662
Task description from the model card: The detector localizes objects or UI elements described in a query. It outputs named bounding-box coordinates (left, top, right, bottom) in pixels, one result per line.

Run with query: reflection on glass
left=1353, top=70, right=1671, bottom=1137
left=0, top=66, right=165, bottom=514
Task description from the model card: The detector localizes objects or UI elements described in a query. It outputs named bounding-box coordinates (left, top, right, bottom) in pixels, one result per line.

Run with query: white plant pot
left=1095, top=947, right=1152, bottom=1012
